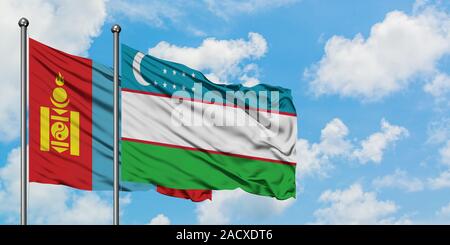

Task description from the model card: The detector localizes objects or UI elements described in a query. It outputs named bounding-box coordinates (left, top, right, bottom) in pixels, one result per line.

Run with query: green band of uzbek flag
left=122, top=140, right=296, bottom=199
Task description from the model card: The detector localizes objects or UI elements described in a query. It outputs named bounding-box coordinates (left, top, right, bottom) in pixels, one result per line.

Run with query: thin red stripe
left=121, top=88, right=297, bottom=117
left=122, top=137, right=296, bottom=166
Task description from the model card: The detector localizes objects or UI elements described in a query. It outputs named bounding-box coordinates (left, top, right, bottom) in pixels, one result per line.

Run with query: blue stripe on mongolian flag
left=92, top=62, right=151, bottom=191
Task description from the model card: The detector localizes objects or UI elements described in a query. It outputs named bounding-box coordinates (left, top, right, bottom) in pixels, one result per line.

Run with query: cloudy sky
left=1, top=0, right=450, bottom=225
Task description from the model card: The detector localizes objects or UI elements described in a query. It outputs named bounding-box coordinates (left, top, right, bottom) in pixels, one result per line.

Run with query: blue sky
left=1, top=0, right=450, bottom=224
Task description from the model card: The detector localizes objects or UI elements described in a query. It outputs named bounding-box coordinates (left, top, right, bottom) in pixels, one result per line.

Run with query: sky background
left=1, top=0, right=450, bottom=224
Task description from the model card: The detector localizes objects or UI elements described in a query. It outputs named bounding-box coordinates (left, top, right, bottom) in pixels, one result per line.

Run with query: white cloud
left=425, top=123, right=450, bottom=190
left=108, top=1, right=297, bottom=36
left=204, top=0, right=298, bottom=20
left=0, top=148, right=21, bottom=216
left=313, top=183, right=410, bottom=224
left=427, top=117, right=450, bottom=144
left=37, top=190, right=112, bottom=225
left=0, top=0, right=107, bottom=141
left=424, top=73, right=450, bottom=98
left=427, top=119, right=450, bottom=171
left=148, top=214, right=171, bottom=225
left=425, top=139, right=450, bottom=196
left=149, top=32, right=267, bottom=85
left=296, top=138, right=329, bottom=178
left=240, top=76, right=261, bottom=87
left=298, top=118, right=408, bottom=177
left=297, top=118, right=350, bottom=177
left=428, top=170, right=450, bottom=189
left=306, top=5, right=450, bottom=101
left=439, top=140, right=450, bottom=165
left=372, top=169, right=424, bottom=192
left=196, top=189, right=294, bottom=224
left=239, top=64, right=261, bottom=87
left=109, top=0, right=297, bottom=24
left=437, top=202, right=450, bottom=217
left=0, top=148, right=117, bottom=224
left=108, top=0, right=182, bottom=28
left=318, top=118, right=352, bottom=156
left=352, top=119, right=409, bottom=164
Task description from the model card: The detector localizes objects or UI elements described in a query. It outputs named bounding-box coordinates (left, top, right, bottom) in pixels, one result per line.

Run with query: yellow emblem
left=40, top=73, right=80, bottom=156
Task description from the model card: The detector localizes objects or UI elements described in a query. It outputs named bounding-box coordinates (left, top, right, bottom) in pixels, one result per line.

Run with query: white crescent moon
left=132, top=52, right=150, bottom=86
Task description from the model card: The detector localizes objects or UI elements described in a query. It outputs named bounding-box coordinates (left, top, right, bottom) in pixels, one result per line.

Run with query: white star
left=163, top=69, right=167, bottom=74
left=191, top=73, right=196, bottom=78
left=182, top=73, right=186, bottom=77
left=172, top=70, right=177, bottom=75
left=163, top=82, right=167, bottom=88
left=153, top=80, right=158, bottom=86
left=172, top=84, right=176, bottom=89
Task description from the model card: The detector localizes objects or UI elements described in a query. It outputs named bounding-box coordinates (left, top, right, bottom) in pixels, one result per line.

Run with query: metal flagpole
left=18, top=17, right=29, bottom=226
left=112, top=24, right=121, bottom=225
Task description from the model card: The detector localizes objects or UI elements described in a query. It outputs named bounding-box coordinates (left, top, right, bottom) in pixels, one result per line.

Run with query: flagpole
left=112, top=24, right=121, bottom=226
left=18, top=17, right=29, bottom=226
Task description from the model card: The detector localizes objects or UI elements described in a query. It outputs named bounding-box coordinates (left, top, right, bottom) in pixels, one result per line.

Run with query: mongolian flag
left=28, top=38, right=211, bottom=201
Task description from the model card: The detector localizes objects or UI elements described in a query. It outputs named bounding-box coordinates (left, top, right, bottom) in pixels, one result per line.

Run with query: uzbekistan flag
left=121, top=44, right=297, bottom=200
left=29, top=38, right=210, bottom=201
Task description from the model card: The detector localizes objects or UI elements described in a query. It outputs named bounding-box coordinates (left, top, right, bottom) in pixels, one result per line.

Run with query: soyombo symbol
left=40, top=73, right=80, bottom=156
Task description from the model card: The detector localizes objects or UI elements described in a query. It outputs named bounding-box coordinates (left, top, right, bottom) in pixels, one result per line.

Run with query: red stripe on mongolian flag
left=29, top=38, right=93, bottom=190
